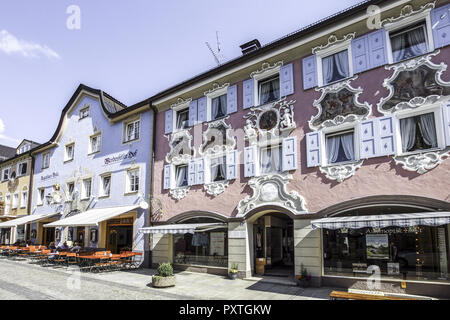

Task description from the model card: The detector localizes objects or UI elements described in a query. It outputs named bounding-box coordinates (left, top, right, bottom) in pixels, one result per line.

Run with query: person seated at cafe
left=57, top=241, right=69, bottom=250
left=48, top=242, right=57, bottom=260
left=70, top=242, right=81, bottom=253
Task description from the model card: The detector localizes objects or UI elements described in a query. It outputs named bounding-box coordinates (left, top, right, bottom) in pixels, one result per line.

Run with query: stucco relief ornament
left=394, top=148, right=450, bottom=174
left=204, top=180, right=230, bottom=197
left=243, top=97, right=297, bottom=141
left=377, top=51, right=450, bottom=114
left=165, top=129, right=195, bottom=165
left=7, top=171, right=19, bottom=192
left=309, top=77, right=372, bottom=131
left=319, top=160, right=364, bottom=183
left=169, top=186, right=190, bottom=201
left=199, top=117, right=236, bottom=156
left=312, top=33, right=356, bottom=54
left=380, top=1, right=436, bottom=27
left=236, top=174, right=308, bottom=217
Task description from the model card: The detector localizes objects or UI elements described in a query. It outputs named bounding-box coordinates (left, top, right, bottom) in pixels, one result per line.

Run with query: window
left=12, top=193, right=18, bottom=209
left=211, top=94, right=227, bottom=121
left=1, top=168, right=10, bottom=181
left=258, top=75, right=280, bottom=105
left=42, top=153, right=50, bottom=169
left=20, top=188, right=28, bottom=209
left=127, top=169, right=139, bottom=193
left=176, top=108, right=189, bottom=130
left=66, top=182, right=75, bottom=200
left=326, top=131, right=355, bottom=164
left=210, top=156, right=226, bottom=182
left=18, top=162, right=28, bottom=176
left=82, top=179, right=92, bottom=199
left=90, top=134, right=102, bottom=154
left=18, top=144, right=30, bottom=154
left=322, top=50, right=350, bottom=85
left=79, top=107, right=90, bottom=119
left=65, top=144, right=74, bottom=162
left=260, top=145, right=282, bottom=174
left=400, top=112, right=438, bottom=153
left=175, top=165, right=188, bottom=188
left=390, top=22, right=428, bottom=63
left=100, top=175, right=111, bottom=197
left=124, top=119, right=140, bottom=143
left=5, top=195, right=10, bottom=215
left=37, top=188, right=45, bottom=206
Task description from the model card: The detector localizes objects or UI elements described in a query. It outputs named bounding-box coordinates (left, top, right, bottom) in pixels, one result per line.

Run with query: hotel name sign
left=104, top=150, right=138, bottom=166
left=41, top=172, right=59, bottom=181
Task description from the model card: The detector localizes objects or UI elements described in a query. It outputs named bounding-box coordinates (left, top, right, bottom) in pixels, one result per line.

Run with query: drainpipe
left=147, top=102, right=157, bottom=268
left=26, top=152, right=35, bottom=243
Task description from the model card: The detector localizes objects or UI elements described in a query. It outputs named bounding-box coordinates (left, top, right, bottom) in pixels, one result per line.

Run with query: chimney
left=240, top=39, right=261, bottom=55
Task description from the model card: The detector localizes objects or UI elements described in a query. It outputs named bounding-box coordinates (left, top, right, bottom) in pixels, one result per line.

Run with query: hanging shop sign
left=366, top=234, right=389, bottom=260
left=104, top=150, right=138, bottom=166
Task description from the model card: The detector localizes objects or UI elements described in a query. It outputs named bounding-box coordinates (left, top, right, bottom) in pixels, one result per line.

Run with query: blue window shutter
left=189, top=100, right=198, bottom=127
left=302, top=55, right=317, bottom=90
left=163, top=164, right=171, bottom=190
left=378, top=116, right=396, bottom=156
left=227, top=85, right=238, bottom=114
left=442, top=100, right=450, bottom=146
left=359, top=119, right=378, bottom=158
left=244, top=146, right=256, bottom=177
left=197, top=97, right=208, bottom=122
left=282, top=136, right=298, bottom=172
left=243, top=79, right=254, bottom=109
left=368, top=29, right=387, bottom=69
left=196, top=158, right=205, bottom=185
left=280, top=63, right=294, bottom=97
left=164, top=109, right=173, bottom=134
left=226, top=150, right=237, bottom=180
left=188, top=160, right=196, bottom=186
left=306, top=132, right=321, bottom=167
left=352, top=35, right=370, bottom=74
left=431, top=4, right=450, bottom=49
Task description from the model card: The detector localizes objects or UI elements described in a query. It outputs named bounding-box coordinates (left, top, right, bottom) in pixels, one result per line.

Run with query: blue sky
left=0, top=0, right=361, bottom=148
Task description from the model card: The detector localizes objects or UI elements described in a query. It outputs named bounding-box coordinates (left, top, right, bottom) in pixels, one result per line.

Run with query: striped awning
left=139, top=223, right=226, bottom=235
left=311, top=212, right=450, bottom=230
left=0, top=212, right=60, bottom=228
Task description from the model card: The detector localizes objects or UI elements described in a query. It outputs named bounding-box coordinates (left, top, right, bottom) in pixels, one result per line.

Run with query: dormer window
left=259, top=75, right=280, bottom=105
left=390, top=22, right=429, bottom=63
left=322, top=50, right=350, bottom=85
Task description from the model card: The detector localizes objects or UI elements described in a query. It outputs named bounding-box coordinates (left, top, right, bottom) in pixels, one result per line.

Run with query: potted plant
left=229, top=262, right=239, bottom=280
left=152, top=262, right=176, bottom=288
left=296, top=263, right=312, bottom=288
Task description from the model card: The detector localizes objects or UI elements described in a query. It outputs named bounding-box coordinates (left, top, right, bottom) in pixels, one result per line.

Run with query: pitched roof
left=0, top=144, right=16, bottom=161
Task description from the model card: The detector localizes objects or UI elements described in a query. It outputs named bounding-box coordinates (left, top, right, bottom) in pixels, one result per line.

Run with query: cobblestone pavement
left=0, top=258, right=334, bottom=300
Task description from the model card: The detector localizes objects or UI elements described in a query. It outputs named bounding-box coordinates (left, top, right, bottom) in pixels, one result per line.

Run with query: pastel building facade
left=144, top=0, right=450, bottom=298
left=29, top=85, right=153, bottom=261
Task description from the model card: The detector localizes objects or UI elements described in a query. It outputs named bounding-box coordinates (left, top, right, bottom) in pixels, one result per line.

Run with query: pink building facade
left=143, top=0, right=450, bottom=298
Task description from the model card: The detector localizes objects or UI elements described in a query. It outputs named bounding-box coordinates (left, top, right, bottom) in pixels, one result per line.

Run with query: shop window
left=210, top=156, right=226, bottom=182
left=259, top=144, right=282, bottom=174
left=399, top=112, right=438, bottom=153
left=390, top=22, right=429, bottom=63
left=325, top=130, right=355, bottom=164
left=211, top=94, right=227, bottom=121
left=175, top=164, right=188, bottom=188
left=176, top=108, right=189, bottom=130
left=322, top=50, right=350, bottom=85
left=258, top=75, right=280, bottom=105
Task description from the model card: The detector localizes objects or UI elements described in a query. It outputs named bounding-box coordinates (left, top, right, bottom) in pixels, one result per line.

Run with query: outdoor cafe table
left=78, top=255, right=110, bottom=271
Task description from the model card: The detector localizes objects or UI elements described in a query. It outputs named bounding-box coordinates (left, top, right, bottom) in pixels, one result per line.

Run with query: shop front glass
left=323, top=225, right=449, bottom=283
left=173, top=218, right=228, bottom=268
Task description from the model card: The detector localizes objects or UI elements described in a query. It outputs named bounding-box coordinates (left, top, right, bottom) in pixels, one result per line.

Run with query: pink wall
left=153, top=46, right=450, bottom=221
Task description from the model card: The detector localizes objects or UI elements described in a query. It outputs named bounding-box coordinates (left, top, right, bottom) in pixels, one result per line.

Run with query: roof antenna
left=205, top=31, right=224, bottom=66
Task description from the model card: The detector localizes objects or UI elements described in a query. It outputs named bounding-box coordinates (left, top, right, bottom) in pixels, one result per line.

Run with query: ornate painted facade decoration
left=199, top=117, right=235, bottom=156
left=319, top=160, right=364, bottom=183
left=312, top=33, right=356, bottom=54
left=236, top=174, right=308, bottom=217
left=380, top=1, right=436, bottom=27
left=393, top=148, right=450, bottom=174
left=250, top=61, right=283, bottom=79
left=204, top=82, right=230, bottom=96
left=169, top=186, right=190, bottom=201
left=377, top=51, right=450, bottom=114
left=309, top=78, right=371, bottom=131
left=165, top=130, right=195, bottom=165
left=244, top=97, right=296, bottom=142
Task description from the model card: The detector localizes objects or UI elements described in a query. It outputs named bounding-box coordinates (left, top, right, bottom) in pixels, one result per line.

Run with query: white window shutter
left=226, top=150, right=237, bottom=180
left=197, top=97, right=208, bottom=123
left=163, top=164, right=171, bottom=190
left=359, top=119, right=378, bottom=159
left=243, top=79, right=255, bottom=109
left=196, top=158, right=205, bottom=185
left=188, top=160, right=196, bottom=186
left=302, top=55, right=317, bottom=90
left=443, top=100, right=450, bottom=146
left=378, top=116, right=396, bottom=156
left=282, top=136, right=298, bottom=172
left=226, top=85, right=238, bottom=114
left=164, top=109, right=173, bottom=134
left=306, top=132, right=322, bottom=167
left=189, top=100, right=198, bottom=127
left=244, top=146, right=256, bottom=177
left=280, top=63, right=294, bottom=97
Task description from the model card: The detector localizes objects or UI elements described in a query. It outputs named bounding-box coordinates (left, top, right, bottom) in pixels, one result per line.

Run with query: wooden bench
left=330, top=291, right=419, bottom=300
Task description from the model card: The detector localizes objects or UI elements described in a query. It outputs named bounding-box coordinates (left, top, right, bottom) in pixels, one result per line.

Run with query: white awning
left=0, top=213, right=60, bottom=228
left=311, top=212, right=450, bottom=230
left=44, top=205, right=139, bottom=227
left=139, top=223, right=227, bottom=235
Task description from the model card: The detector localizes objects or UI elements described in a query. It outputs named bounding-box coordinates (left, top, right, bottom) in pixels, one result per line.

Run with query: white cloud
left=0, top=29, right=60, bottom=59
left=0, top=118, right=20, bottom=145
